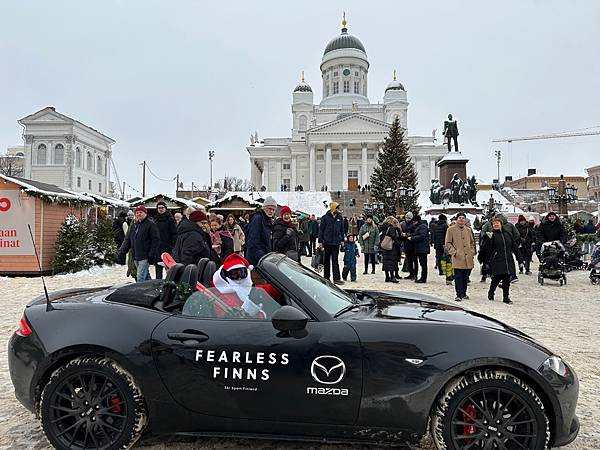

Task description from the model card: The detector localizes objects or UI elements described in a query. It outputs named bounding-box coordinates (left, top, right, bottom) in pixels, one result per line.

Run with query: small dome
left=293, top=82, right=312, bottom=93
left=385, top=80, right=405, bottom=92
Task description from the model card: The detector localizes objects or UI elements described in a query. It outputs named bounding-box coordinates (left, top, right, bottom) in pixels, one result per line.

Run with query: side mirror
left=271, top=305, right=308, bottom=332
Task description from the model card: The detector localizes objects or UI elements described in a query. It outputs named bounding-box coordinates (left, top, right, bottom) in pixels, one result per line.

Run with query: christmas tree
left=53, top=215, right=93, bottom=273
left=91, top=216, right=117, bottom=266
left=370, top=117, right=420, bottom=217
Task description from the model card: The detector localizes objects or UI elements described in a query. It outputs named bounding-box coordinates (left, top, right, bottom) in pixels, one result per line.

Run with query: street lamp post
left=494, top=150, right=501, bottom=187
left=547, top=174, right=578, bottom=216
left=208, top=150, right=215, bottom=189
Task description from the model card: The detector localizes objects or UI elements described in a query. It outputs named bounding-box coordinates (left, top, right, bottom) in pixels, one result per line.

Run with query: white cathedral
left=247, top=17, right=446, bottom=193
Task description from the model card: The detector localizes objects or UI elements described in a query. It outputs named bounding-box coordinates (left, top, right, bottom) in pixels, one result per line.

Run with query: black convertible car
left=9, top=253, right=579, bottom=449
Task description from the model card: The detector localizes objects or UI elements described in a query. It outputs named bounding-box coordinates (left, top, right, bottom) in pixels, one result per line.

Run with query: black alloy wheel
left=41, top=356, right=147, bottom=450
left=432, top=370, right=549, bottom=450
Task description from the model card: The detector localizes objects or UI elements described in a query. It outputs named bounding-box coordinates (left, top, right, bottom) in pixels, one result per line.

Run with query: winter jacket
left=481, top=215, right=520, bottom=242
left=298, top=218, right=310, bottom=243
left=410, top=220, right=431, bottom=254
left=444, top=223, right=476, bottom=270
left=319, top=211, right=344, bottom=245
left=118, top=217, right=160, bottom=263
left=380, top=223, right=400, bottom=271
left=246, top=210, right=274, bottom=266
left=349, top=218, right=359, bottom=236
left=112, top=215, right=127, bottom=247
left=515, top=222, right=535, bottom=253
left=226, top=223, right=245, bottom=253
left=431, top=220, right=449, bottom=250
left=272, top=218, right=299, bottom=259
left=309, top=220, right=319, bottom=239
left=341, top=241, right=359, bottom=268
left=154, top=212, right=178, bottom=255
left=400, top=220, right=416, bottom=252
left=536, top=218, right=567, bottom=246
left=358, top=222, right=378, bottom=253
left=173, top=219, right=211, bottom=266
left=480, top=229, right=523, bottom=276
left=211, top=228, right=234, bottom=262
left=584, top=222, right=596, bottom=234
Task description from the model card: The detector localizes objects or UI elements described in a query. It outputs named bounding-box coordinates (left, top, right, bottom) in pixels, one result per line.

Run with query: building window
left=283, top=178, right=290, bottom=189
left=326, top=74, right=329, bottom=80
left=36, top=144, right=47, bottom=165
left=316, top=154, right=324, bottom=161
left=86, top=152, right=93, bottom=171
left=283, top=162, right=291, bottom=170
left=88, top=179, right=92, bottom=190
left=343, top=80, right=350, bottom=93
left=54, top=144, right=64, bottom=165
left=367, top=153, right=375, bottom=160
left=348, top=170, right=359, bottom=178
left=355, top=71, right=359, bottom=77
left=77, top=177, right=81, bottom=188
left=332, top=154, right=340, bottom=160
left=325, top=85, right=329, bottom=96
left=75, top=147, right=81, bottom=168
left=333, top=81, right=339, bottom=94
left=97, top=156, right=103, bottom=175
left=98, top=182, right=102, bottom=192
left=298, top=115, right=307, bottom=132
left=333, top=71, right=338, bottom=77
left=354, top=81, right=360, bottom=94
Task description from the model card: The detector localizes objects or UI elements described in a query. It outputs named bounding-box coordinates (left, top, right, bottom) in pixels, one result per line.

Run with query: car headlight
left=542, top=355, right=569, bottom=377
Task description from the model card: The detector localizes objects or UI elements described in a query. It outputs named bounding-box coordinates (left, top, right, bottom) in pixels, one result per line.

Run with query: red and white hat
left=222, top=253, right=253, bottom=272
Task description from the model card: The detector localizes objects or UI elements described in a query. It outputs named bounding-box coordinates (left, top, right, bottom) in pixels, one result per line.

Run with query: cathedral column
left=342, top=144, right=348, bottom=191
left=325, top=144, right=332, bottom=190
left=262, top=160, right=269, bottom=190
left=276, top=159, right=282, bottom=191
left=361, top=143, right=368, bottom=187
left=430, top=159, right=437, bottom=181
left=291, top=156, right=297, bottom=189
left=309, top=145, right=316, bottom=191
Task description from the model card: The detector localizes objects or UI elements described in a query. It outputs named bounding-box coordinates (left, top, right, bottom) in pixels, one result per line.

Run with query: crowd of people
left=112, top=197, right=599, bottom=304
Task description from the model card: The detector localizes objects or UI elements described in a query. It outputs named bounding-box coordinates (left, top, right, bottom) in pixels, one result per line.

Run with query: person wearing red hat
left=272, top=205, right=300, bottom=261
left=173, top=210, right=212, bottom=265
left=211, top=253, right=282, bottom=318
left=117, top=205, right=160, bottom=282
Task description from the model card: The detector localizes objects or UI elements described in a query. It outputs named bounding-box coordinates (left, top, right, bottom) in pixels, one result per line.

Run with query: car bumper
left=8, top=330, right=47, bottom=413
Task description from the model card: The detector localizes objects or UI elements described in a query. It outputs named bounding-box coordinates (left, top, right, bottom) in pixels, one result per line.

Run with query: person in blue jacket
left=341, top=234, right=360, bottom=282
left=319, top=202, right=345, bottom=284
left=246, top=196, right=276, bottom=266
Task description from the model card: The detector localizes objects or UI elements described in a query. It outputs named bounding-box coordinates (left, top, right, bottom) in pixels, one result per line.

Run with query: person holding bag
left=358, top=214, right=378, bottom=275
left=380, top=217, right=400, bottom=283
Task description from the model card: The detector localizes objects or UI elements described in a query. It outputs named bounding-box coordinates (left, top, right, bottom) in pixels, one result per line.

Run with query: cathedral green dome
left=293, top=82, right=312, bottom=93
left=323, top=23, right=366, bottom=56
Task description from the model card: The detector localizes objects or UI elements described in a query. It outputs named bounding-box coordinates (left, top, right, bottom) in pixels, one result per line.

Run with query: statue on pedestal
left=442, top=113, right=459, bottom=152
left=450, top=173, right=463, bottom=203
left=429, top=179, right=442, bottom=204
left=467, top=176, right=479, bottom=205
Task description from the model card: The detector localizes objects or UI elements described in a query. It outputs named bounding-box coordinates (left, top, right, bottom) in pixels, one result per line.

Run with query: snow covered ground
left=0, top=255, right=598, bottom=449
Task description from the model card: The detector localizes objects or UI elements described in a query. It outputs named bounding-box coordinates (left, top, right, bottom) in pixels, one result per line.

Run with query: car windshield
left=275, top=257, right=354, bottom=316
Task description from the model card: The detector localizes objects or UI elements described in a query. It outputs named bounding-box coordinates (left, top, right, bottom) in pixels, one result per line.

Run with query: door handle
left=167, top=332, right=209, bottom=344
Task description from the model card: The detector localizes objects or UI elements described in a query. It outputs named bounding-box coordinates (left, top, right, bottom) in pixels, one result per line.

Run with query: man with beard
left=173, top=210, right=212, bottom=266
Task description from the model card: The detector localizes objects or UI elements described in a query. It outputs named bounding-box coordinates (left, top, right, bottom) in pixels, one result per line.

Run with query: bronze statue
left=450, top=173, right=463, bottom=203
left=443, top=114, right=459, bottom=152
left=429, top=179, right=442, bottom=204
left=467, top=176, right=478, bottom=205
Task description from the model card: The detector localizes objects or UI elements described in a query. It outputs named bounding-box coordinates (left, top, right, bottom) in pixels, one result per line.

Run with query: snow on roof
left=437, top=152, right=469, bottom=163
left=129, top=194, right=204, bottom=209
left=208, top=191, right=333, bottom=217
left=76, top=191, right=130, bottom=207
left=1, top=174, right=95, bottom=203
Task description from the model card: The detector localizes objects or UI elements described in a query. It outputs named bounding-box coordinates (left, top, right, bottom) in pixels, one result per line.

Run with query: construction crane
left=493, top=126, right=600, bottom=143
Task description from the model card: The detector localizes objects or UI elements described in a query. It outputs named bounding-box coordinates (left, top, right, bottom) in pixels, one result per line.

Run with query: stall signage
left=0, top=190, right=35, bottom=255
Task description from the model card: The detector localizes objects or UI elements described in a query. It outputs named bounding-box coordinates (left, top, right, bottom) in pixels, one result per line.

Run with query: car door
left=150, top=300, right=362, bottom=425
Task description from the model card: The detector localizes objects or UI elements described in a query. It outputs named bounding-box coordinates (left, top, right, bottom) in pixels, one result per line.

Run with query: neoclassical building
left=19, top=106, right=115, bottom=195
left=247, top=17, right=446, bottom=192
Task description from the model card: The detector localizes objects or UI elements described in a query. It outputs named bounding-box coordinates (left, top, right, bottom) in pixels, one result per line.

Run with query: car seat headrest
left=165, top=263, right=185, bottom=283
left=200, top=260, right=217, bottom=287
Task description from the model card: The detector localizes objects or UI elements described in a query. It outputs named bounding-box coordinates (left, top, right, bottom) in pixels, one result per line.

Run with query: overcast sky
left=1, top=0, right=599, bottom=196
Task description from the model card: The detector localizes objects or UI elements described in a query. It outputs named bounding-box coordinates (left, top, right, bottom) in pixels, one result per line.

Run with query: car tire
left=431, top=369, right=550, bottom=450
left=40, top=356, right=147, bottom=450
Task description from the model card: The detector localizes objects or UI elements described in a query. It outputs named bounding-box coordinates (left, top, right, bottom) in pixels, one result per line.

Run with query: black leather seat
left=200, top=260, right=217, bottom=287
left=155, top=263, right=185, bottom=311
left=197, top=258, right=209, bottom=284
left=164, top=264, right=199, bottom=312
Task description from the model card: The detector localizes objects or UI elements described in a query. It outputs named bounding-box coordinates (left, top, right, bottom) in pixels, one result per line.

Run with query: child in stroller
left=564, top=236, right=588, bottom=271
left=538, top=241, right=567, bottom=286
left=590, top=242, right=600, bottom=285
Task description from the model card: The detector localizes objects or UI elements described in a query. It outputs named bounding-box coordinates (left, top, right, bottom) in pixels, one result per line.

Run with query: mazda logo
left=310, top=355, right=346, bottom=385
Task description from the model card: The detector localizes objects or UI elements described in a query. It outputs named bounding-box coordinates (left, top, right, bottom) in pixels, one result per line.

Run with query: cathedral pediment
left=307, top=114, right=391, bottom=135
left=19, top=107, right=72, bottom=124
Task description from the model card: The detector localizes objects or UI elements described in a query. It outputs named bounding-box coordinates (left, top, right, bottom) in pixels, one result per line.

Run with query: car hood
left=350, top=290, right=551, bottom=353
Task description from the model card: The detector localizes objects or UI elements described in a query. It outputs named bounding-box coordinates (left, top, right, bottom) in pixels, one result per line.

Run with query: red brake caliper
left=463, top=403, right=477, bottom=440
left=110, top=397, right=122, bottom=414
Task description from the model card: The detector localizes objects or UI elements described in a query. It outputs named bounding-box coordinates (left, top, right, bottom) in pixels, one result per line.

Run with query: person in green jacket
left=358, top=215, right=379, bottom=274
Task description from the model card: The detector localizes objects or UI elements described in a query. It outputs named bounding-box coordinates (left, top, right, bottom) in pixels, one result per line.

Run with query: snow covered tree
left=370, top=117, right=420, bottom=217
left=91, top=216, right=117, bottom=266
left=53, top=215, right=93, bottom=274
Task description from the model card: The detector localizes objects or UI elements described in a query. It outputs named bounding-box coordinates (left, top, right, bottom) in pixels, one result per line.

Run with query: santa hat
left=222, top=253, right=253, bottom=271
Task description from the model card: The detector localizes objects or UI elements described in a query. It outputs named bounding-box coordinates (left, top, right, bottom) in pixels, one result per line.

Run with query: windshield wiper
left=334, top=300, right=375, bottom=318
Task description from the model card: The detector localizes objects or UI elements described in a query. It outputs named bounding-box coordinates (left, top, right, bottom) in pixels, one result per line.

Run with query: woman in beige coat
left=225, top=214, right=246, bottom=254
left=444, top=212, right=476, bottom=302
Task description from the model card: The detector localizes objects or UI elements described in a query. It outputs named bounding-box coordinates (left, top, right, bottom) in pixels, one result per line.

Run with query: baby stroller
left=564, top=237, right=588, bottom=271
left=538, top=241, right=567, bottom=286
left=590, top=242, right=600, bottom=285
left=311, top=247, right=324, bottom=273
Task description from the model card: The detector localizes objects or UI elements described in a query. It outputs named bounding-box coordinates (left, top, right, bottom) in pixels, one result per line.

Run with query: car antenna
left=27, top=224, right=54, bottom=312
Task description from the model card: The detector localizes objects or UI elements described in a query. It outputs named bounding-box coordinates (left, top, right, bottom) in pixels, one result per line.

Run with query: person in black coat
left=408, top=215, right=430, bottom=283
left=154, top=201, right=178, bottom=279
left=173, top=210, right=212, bottom=266
left=515, top=215, right=535, bottom=274
left=308, top=214, right=319, bottom=255
left=431, top=214, right=448, bottom=276
left=272, top=206, right=300, bottom=261
left=482, top=217, right=523, bottom=304
left=319, top=202, right=345, bottom=284
left=400, top=213, right=416, bottom=279
left=535, top=212, right=567, bottom=255
left=117, top=206, right=160, bottom=282
left=112, top=211, right=128, bottom=248
left=246, top=197, right=276, bottom=266
left=379, top=218, right=401, bottom=283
